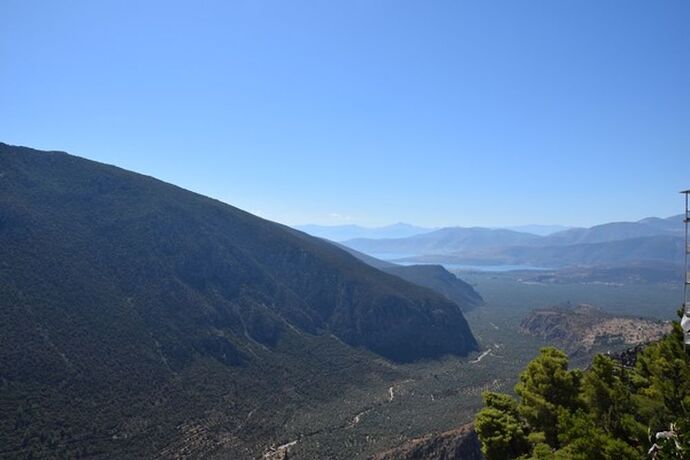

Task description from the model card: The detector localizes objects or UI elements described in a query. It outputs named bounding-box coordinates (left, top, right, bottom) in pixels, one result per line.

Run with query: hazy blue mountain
left=403, top=235, right=684, bottom=268
left=294, top=222, right=433, bottom=241
left=343, top=227, right=543, bottom=257
left=542, top=215, right=683, bottom=246
left=499, top=224, right=574, bottom=236
left=342, top=215, right=685, bottom=271
left=499, top=235, right=685, bottom=267
left=0, top=143, right=477, bottom=457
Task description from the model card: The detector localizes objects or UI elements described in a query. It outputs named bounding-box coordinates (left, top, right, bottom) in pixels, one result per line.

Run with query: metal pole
left=680, top=190, right=690, bottom=349
left=685, top=191, right=689, bottom=316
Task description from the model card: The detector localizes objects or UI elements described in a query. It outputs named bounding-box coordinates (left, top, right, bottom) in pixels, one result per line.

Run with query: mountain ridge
left=331, top=243, right=484, bottom=311
left=0, top=142, right=478, bottom=457
left=342, top=215, right=684, bottom=268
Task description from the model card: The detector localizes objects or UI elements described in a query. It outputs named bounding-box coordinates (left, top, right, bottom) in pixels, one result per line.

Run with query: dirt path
left=263, top=440, right=298, bottom=460
left=471, top=349, right=491, bottom=363
left=348, top=408, right=372, bottom=428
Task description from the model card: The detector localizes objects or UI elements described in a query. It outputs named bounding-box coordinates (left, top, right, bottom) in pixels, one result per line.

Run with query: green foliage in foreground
left=475, top=319, right=690, bottom=459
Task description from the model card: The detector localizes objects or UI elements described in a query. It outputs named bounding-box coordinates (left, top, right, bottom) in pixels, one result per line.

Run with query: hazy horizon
left=2, top=1, right=689, bottom=227
left=293, top=217, right=681, bottom=231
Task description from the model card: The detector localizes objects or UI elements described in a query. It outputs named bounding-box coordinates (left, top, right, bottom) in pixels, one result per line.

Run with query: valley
left=4, top=2, right=687, bottom=457
left=242, top=273, right=678, bottom=459
left=0, top=144, right=682, bottom=459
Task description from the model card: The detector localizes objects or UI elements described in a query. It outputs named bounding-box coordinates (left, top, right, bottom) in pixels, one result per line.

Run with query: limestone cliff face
left=370, top=424, right=484, bottom=460
left=519, top=304, right=670, bottom=355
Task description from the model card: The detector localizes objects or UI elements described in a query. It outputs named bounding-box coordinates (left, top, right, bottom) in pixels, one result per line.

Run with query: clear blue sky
left=2, top=1, right=689, bottom=227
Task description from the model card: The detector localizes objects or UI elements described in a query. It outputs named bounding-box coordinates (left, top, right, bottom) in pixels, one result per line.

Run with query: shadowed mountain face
left=0, top=143, right=477, bottom=457
left=383, top=265, right=484, bottom=311
left=332, top=243, right=484, bottom=311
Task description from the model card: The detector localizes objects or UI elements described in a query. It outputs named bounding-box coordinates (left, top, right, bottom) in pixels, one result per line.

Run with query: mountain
left=403, top=235, right=684, bottom=268
left=343, top=227, right=542, bottom=258
left=333, top=244, right=484, bottom=310
left=0, top=143, right=477, bottom=457
left=519, top=304, right=670, bottom=355
left=381, top=265, right=484, bottom=311
left=542, top=215, right=683, bottom=246
left=297, top=223, right=575, bottom=243
left=293, top=223, right=433, bottom=241
left=343, top=215, right=685, bottom=270
left=499, top=224, right=573, bottom=236
left=481, top=235, right=682, bottom=267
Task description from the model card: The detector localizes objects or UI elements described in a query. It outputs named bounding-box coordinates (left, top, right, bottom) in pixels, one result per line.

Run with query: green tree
left=475, top=324, right=690, bottom=459
left=475, top=392, right=530, bottom=460
left=580, top=354, right=646, bottom=445
left=555, top=409, right=640, bottom=460
left=635, top=323, right=690, bottom=424
left=515, top=347, right=581, bottom=447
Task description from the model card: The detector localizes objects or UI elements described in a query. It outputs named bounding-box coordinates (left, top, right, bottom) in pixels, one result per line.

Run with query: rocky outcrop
left=519, top=304, right=670, bottom=355
left=371, top=424, right=484, bottom=460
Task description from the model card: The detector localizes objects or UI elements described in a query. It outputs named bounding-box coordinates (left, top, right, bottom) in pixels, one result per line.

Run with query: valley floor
left=251, top=273, right=679, bottom=459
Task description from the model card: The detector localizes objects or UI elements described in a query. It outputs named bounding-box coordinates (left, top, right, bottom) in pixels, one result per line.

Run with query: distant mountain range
left=0, top=143, right=478, bottom=457
left=539, top=216, right=682, bottom=246
left=342, top=215, right=685, bottom=269
left=345, top=227, right=543, bottom=256
left=404, top=235, right=685, bottom=268
left=293, top=223, right=433, bottom=241
left=500, top=224, right=573, bottom=236
left=294, top=223, right=573, bottom=242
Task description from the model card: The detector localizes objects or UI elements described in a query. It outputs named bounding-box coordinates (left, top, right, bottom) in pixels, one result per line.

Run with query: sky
left=1, top=1, right=689, bottom=228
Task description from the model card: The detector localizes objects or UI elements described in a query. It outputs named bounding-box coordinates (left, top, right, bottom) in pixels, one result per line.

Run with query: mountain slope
left=383, top=265, right=485, bottom=311
left=332, top=243, right=484, bottom=310
left=0, top=143, right=477, bottom=457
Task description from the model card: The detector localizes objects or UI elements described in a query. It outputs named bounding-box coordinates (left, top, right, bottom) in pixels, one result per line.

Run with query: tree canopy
left=475, top=320, right=690, bottom=459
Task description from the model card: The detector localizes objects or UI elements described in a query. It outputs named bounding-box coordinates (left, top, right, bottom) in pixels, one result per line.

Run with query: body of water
left=396, top=261, right=551, bottom=272
left=367, top=253, right=550, bottom=272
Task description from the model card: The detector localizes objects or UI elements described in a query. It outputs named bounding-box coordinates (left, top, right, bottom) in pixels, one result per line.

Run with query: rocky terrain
left=519, top=303, right=670, bottom=355
left=370, top=424, right=483, bottom=460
